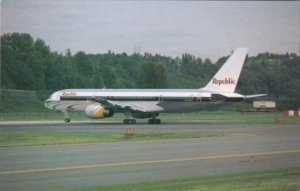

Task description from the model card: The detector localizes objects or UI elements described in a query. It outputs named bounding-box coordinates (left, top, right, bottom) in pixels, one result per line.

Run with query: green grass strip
left=0, top=131, right=216, bottom=147
left=67, top=167, right=300, bottom=191
left=1, top=111, right=299, bottom=124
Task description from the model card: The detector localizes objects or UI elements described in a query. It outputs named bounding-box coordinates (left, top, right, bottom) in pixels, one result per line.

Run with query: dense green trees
left=1, top=33, right=299, bottom=109
left=137, top=62, right=168, bottom=88
left=238, top=53, right=300, bottom=109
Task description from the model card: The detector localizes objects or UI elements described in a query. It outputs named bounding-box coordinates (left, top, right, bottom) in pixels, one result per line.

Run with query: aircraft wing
left=89, top=97, right=164, bottom=113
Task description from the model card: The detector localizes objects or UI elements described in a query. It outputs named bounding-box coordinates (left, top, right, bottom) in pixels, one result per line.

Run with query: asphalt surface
left=0, top=121, right=300, bottom=191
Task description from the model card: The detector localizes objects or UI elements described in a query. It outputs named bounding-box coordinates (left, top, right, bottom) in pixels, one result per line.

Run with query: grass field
left=1, top=111, right=299, bottom=124
left=160, top=111, right=299, bottom=124
left=0, top=131, right=217, bottom=147
left=67, top=167, right=300, bottom=191
left=0, top=112, right=298, bottom=147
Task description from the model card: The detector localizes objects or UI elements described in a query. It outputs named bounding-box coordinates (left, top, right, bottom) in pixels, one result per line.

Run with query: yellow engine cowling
left=84, top=104, right=114, bottom=119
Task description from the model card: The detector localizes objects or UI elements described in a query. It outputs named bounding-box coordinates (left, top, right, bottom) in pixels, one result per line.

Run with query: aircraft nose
left=44, top=98, right=51, bottom=108
left=44, top=92, right=60, bottom=109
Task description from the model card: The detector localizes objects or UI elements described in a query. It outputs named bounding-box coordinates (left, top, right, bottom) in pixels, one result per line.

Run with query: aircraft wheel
left=123, top=119, right=136, bottom=124
left=64, top=111, right=70, bottom=123
left=148, top=119, right=161, bottom=124
left=148, top=119, right=153, bottom=124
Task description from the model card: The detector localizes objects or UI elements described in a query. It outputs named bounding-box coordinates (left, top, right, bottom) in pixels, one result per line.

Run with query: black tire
left=123, top=119, right=136, bottom=124
left=148, top=119, right=161, bottom=124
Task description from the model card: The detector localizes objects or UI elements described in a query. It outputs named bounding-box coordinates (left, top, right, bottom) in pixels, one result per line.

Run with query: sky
left=1, top=0, right=299, bottom=61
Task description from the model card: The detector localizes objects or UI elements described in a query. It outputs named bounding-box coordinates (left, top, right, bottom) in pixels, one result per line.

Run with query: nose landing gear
left=64, top=111, right=71, bottom=123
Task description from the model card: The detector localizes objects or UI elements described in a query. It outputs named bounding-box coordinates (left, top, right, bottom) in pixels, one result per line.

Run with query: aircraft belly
left=160, top=102, right=224, bottom=113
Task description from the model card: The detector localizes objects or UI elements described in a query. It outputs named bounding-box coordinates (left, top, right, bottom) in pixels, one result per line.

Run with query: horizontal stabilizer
left=244, top=94, right=268, bottom=99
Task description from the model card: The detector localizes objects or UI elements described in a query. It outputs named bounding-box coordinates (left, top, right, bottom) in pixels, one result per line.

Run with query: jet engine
left=84, top=104, right=114, bottom=119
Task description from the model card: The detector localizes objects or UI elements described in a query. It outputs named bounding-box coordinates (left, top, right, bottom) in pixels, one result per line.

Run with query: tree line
left=1, top=33, right=299, bottom=109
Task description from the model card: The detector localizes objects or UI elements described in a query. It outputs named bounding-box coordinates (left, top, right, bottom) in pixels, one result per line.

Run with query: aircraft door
left=159, top=95, right=164, bottom=101
left=197, top=93, right=202, bottom=102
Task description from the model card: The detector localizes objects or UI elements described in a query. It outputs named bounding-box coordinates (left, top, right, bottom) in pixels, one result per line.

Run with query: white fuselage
left=45, top=88, right=242, bottom=113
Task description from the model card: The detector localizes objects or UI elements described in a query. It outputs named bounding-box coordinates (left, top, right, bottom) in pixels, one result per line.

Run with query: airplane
left=45, top=48, right=266, bottom=124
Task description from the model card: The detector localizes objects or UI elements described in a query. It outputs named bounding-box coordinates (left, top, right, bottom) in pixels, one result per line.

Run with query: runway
left=0, top=122, right=300, bottom=191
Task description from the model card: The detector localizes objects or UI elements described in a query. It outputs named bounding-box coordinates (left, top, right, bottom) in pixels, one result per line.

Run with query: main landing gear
left=148, top=118, right=161, bottom=124
left=123, top=119, right=136, bottom=124
left=123, top=118, right=161, bottom=124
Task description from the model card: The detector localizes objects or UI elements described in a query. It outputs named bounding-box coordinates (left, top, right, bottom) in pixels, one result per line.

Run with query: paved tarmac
left=0, top=121, right=300, bottom=191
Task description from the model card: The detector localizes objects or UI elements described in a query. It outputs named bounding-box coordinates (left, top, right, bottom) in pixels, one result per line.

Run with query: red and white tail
left=201, top=48, right=248, bottom=93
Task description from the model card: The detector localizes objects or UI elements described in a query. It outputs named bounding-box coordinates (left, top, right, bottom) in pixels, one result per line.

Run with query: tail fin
left=201, top=48, right=248, bottom=93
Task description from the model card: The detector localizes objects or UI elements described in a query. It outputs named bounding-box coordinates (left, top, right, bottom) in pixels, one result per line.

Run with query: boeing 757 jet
left=45, top=48, right=265, bottom=124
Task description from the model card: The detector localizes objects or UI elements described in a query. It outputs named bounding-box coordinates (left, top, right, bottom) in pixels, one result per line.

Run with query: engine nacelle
left=84, top=104, right=114, bottom=119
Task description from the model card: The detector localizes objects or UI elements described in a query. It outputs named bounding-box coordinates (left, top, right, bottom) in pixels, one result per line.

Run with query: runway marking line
left=1, top=149, right=300, bottom=176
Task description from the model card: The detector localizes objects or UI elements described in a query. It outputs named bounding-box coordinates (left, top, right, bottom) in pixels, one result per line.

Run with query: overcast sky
left=1, top=0, right=299, bottom=60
